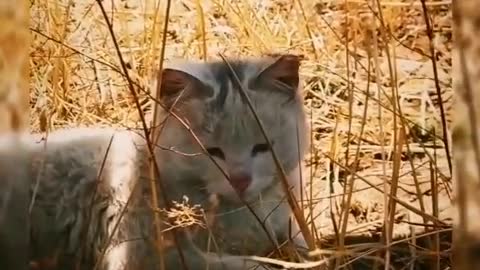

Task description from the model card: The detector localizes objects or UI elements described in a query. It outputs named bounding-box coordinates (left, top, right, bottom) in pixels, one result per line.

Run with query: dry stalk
left=452, top=0, right=480, bottom=269
left=219, top=54, right=318, bottom=259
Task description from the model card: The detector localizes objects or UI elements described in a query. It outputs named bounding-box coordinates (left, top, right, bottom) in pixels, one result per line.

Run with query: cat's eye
left=206, top=147, right=225, bottom=160
left=252, top=143, right=271, bottom=156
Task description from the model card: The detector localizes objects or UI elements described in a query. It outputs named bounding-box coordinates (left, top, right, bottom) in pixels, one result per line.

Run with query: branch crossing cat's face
left=156, top=55, right=307, bottom=202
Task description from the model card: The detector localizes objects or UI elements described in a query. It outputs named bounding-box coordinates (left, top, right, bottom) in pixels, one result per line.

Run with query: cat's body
left=0, top=135, right=30, bottom=270
left=0, top=54, right=309, bottom=270
left=0, top=128, right=146, bottom=269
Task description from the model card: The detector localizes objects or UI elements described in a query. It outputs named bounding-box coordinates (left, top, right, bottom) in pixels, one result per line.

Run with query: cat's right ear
left=157, top=68, right=209, bottom=108
left=158, top=68, right=197, bottom=98
left=253, top=54, right=301, bottom=96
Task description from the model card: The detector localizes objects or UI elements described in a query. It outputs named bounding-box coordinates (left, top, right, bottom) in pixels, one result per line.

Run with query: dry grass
left=0, top=0, right=30, bottom=132
left=29, top=0, right=453, bottom=269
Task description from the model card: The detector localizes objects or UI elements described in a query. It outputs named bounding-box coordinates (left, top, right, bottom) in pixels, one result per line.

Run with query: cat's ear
left=158, top=68, right=199, bottom=98
left=255, top=54, right=301, bottom=91
left=157, top=68, right=210, bottom=107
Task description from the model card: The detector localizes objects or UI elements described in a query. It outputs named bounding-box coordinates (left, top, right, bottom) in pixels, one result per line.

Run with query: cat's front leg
left=200, top=251, right=283, bottom=270
left=285, top=163, right=311, bottom=254
left=165, top=237, right=283, bottom=270
left=289, top=218, right=310, bottom=260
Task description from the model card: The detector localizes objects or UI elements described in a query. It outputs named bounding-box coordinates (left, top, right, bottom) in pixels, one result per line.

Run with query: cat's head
left=155, top=54, right=308, bottom=202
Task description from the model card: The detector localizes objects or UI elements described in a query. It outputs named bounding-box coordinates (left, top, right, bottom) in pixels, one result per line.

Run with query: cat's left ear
left=255, top=54, right=301, bottom=91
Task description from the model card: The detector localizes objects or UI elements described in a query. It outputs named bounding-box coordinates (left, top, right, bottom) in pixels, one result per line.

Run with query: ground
left=29, top=0, right=453, bottom=268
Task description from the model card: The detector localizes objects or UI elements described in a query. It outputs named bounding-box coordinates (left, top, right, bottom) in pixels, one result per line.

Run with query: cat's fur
left=155, top=55, right=309, bottom=268
left=0, top=135, right=30, bottom=270
left=0, top=54, right=309, bottom=270
left=0, top=128, right=144, bottom=269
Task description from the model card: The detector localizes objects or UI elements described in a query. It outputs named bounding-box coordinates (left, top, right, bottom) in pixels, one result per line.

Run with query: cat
left=0, top=54, right=310, bottom=270
left=0, top=127, right=145, bottom=270
left=0, top=135, right=31, bottom=270
left=155, top=54, right=310, bottom=269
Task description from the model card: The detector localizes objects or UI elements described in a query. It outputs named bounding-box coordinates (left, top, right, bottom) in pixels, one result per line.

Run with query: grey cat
left=0, top=135, right=30, bottom=270
left=155, top=54, right=310, bottom=269
left=0, top=54, right=309, bottom=270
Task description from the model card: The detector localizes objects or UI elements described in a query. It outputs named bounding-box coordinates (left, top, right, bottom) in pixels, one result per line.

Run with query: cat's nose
left=228, top=173, right=252, bottom=194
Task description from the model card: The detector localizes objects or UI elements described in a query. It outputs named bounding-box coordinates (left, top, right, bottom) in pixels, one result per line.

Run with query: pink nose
left=228, top=173, right=252, bottom=194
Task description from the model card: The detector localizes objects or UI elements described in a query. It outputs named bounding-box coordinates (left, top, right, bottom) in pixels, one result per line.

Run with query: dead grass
left=0, top=0, right=30, bottom=132
left=29, top=0, right=453, bottom=269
